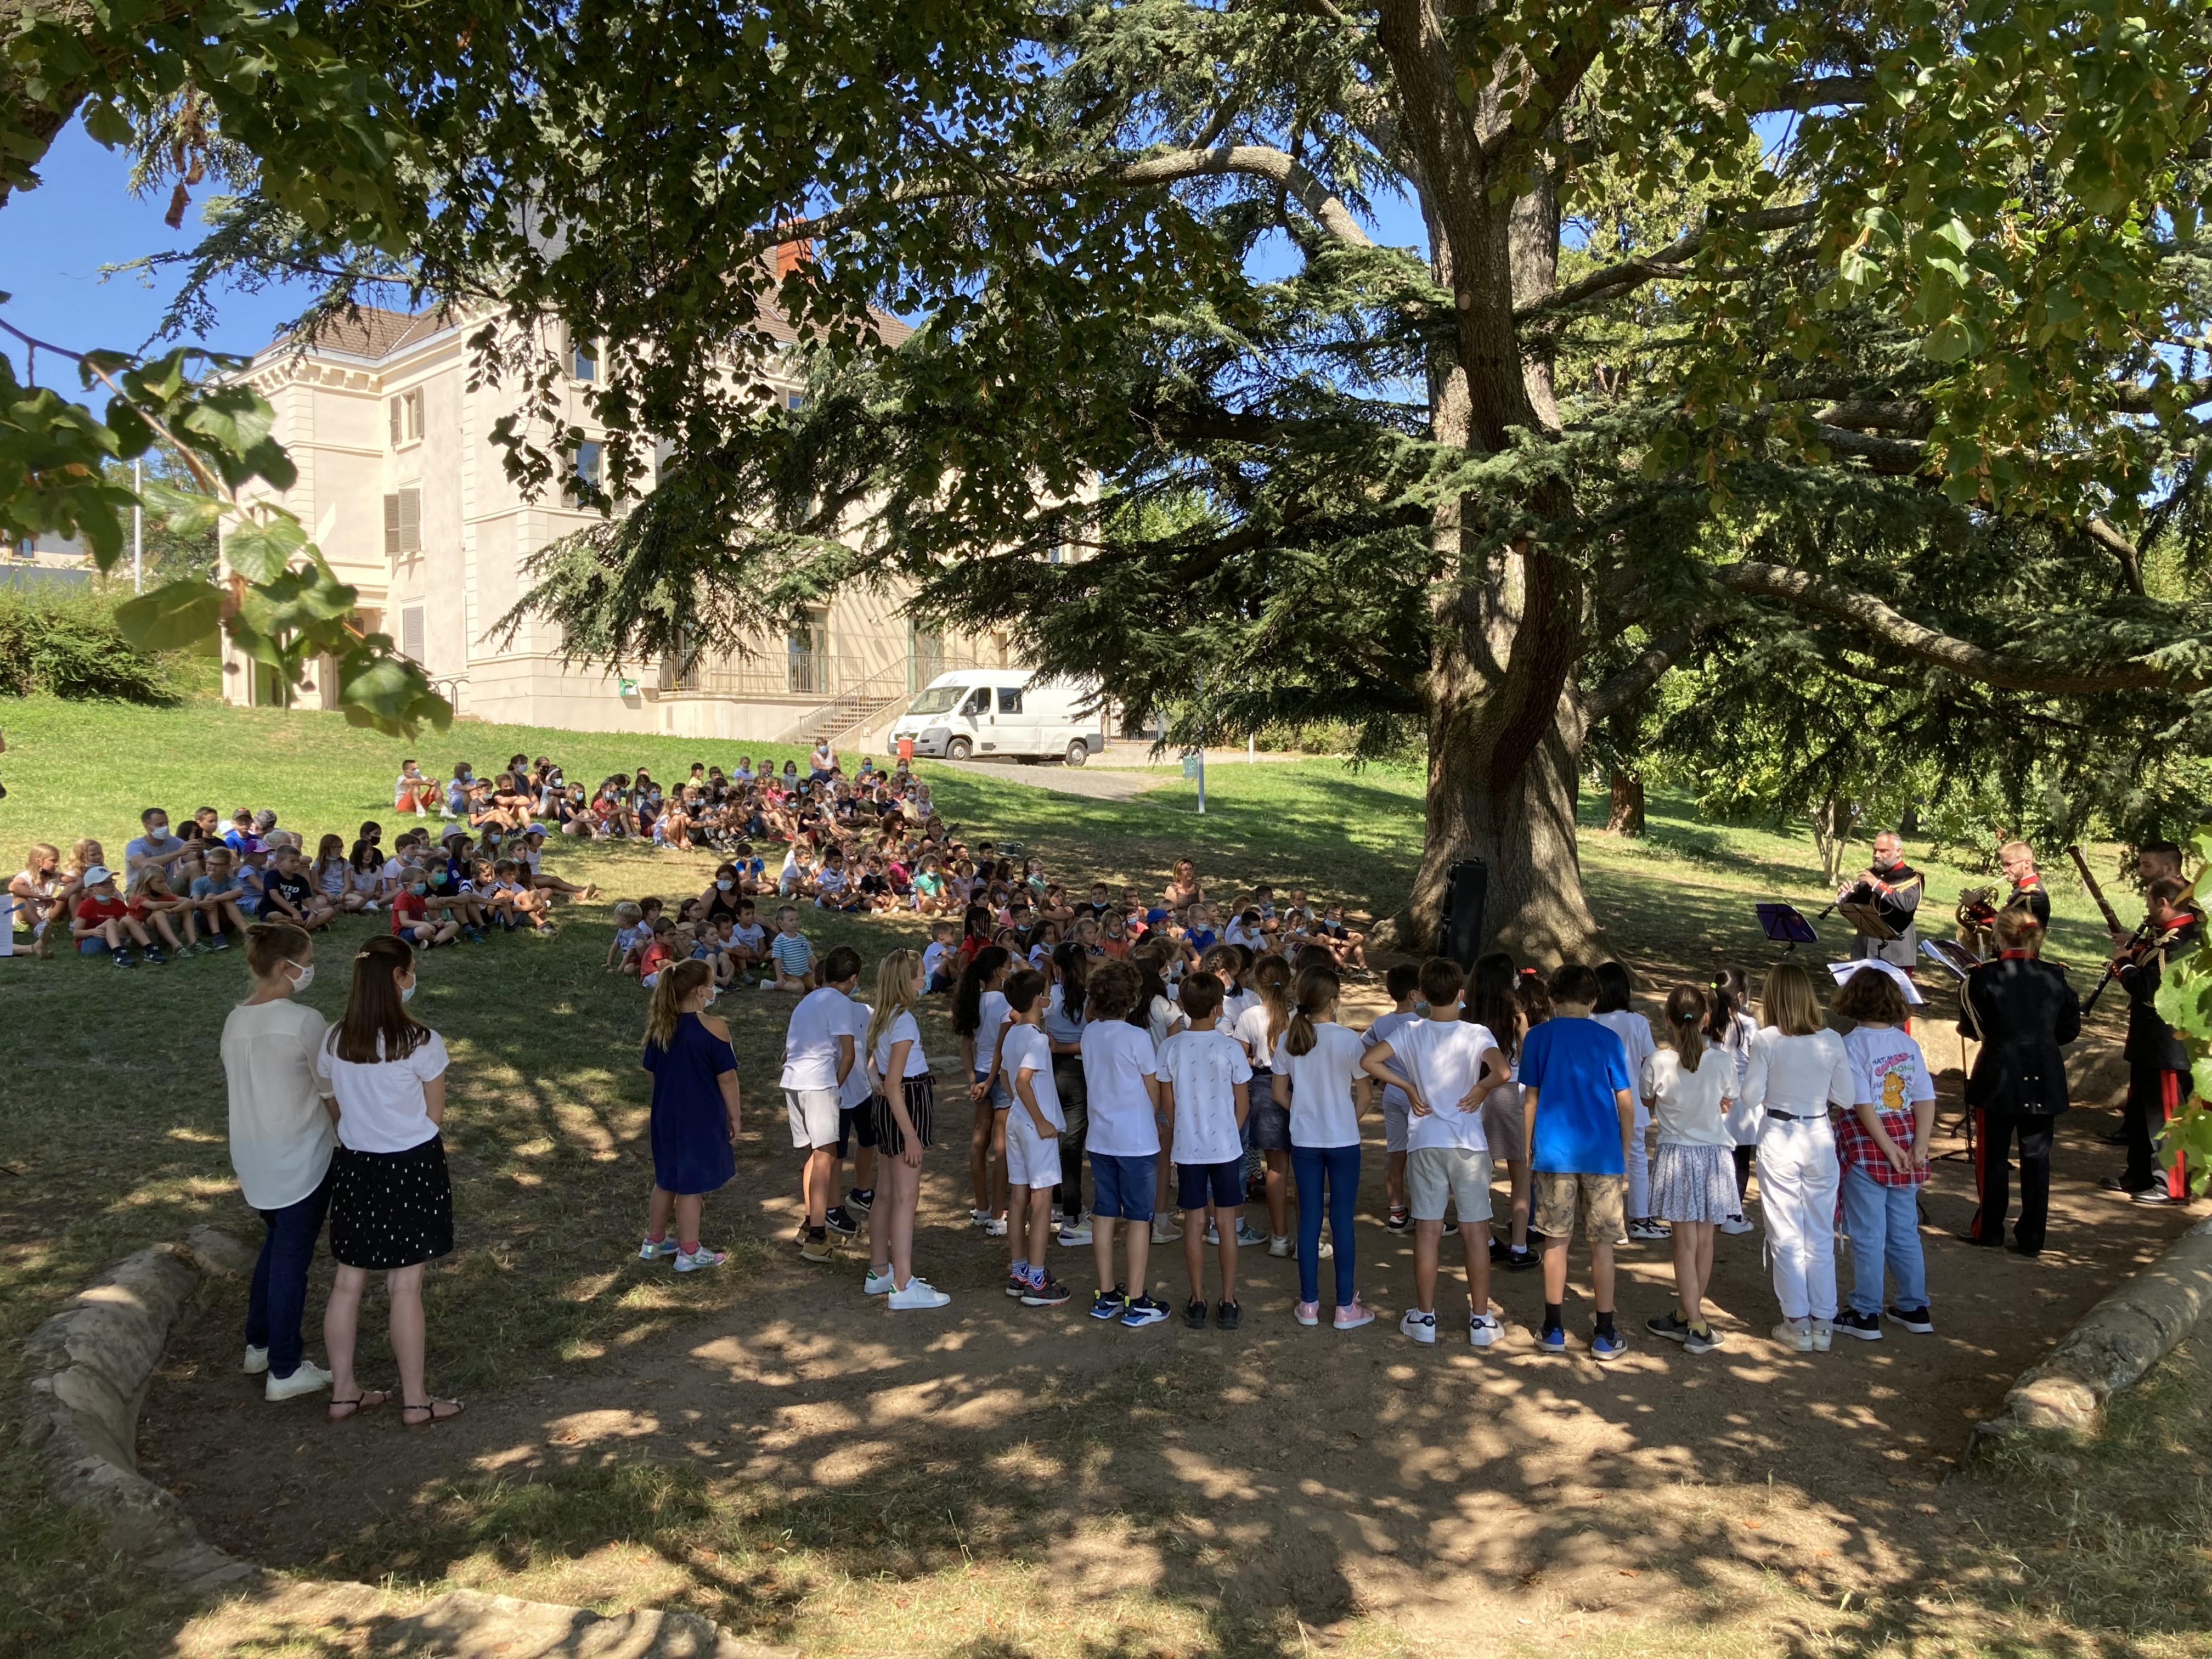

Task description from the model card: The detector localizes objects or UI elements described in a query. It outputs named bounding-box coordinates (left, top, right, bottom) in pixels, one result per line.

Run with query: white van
left=888, top=669, right=1107, bottom=765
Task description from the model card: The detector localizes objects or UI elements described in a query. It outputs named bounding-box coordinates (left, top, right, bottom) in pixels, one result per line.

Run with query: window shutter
left=383, top=493, right=401, bottom=556
left=398, top=488, right=422, bottom=554
left=401, top=606, right=425, bottom=663
left=390, top=397, right=401, bottom=447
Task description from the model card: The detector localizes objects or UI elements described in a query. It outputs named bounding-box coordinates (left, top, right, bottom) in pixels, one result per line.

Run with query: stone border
left=21, top=1226, right=801, bottom=1657
left=1973, top=1215, right=2212, bottom=1445
left=19, top=1223, right=260, bottom=1588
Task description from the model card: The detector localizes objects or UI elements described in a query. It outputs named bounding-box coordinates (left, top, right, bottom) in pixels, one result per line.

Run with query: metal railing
left=772, top=658, right=928, bottom=746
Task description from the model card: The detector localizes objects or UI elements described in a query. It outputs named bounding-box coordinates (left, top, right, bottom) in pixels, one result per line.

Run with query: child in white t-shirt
left=1362, top=963, right=1423, bottom=1236
left=1594, top=961, right=1663, bottom=1241
left=1272, top=965, right=1374, bottom=1331
left=1079, top=960, right=1168, bottom=1327
left=1642, top=986, right=1740, bottom=1353
left=1832, top=969, right=1936, bottom=1341
left=1000, top=970, right=1071, bottom=1307
left=1159, top=972, right=1254, bottom=1328
left=1362, top=958, right=1509, bottom=1346
left=920, top=919, right=957, bottom=993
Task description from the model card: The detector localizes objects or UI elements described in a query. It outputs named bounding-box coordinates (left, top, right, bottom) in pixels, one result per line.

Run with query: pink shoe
left=1333, top=1297, right=1376, bottom=1331
left=1294, top=1301, right=1320, bottom=1327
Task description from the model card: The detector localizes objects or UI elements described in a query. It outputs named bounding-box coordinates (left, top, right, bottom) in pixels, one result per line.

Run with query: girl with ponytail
left=638, top=958, right=742, bottom=1274
left=865, top=949, right=950, bottom=1309
left=1269, top=966, right=1374, bottom=1330
left=1706, top=966, right=1759, bottom=1233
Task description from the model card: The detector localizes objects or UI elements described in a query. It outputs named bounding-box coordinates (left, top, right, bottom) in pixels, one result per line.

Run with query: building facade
left=220, top=303, right=1008, bottom=746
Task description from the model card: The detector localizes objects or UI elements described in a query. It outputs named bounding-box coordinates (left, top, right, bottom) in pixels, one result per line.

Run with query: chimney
left=775, top=238, right=814, bottom=280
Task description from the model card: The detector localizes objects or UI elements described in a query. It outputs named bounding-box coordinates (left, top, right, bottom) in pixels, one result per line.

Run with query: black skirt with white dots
left=330, top=1135, right=455, bottom=1269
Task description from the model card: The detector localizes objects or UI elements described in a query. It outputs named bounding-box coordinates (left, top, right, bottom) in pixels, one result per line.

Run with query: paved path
left=929, top=758, right=1167, bottom=802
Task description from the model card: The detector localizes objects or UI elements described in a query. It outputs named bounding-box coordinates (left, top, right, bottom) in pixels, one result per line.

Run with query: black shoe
left=1020, top=1276, right=1070, bottom=1307
left=142, top=946, right=166, bottom=965
left=1183, top=1297, right=1209, bottom=1329
left=1216, top=1299, right=1242, bottom=1331
left=1384, top=1209, right=1413, bottom=1235
left=1834, top=1309, right=1883, bottom=1341
left=823, top=1205, right=859, bottom=1237
left=1955, top=1231, right=2003, bottom=1246
left=2096, top=1128, right=2130, bottom=1144
left=2007, top=1240, right=2042, bottom=1258
left=1502, top=1245, right=1539, bottom=1272
left=1887, top=1305, right=1935, bottom=1334
left=844, top=1188, right=874, bottom=1215
left=2098, top=1175, right=2138, bottom=1193
left=1441, top=1220, right=1459, bottom=1237
left=1644, top=1310, right=1692, bottom=1344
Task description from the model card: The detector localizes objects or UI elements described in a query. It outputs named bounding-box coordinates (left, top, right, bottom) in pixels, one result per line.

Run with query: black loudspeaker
left=1440, top=858, right=1488, bottom=969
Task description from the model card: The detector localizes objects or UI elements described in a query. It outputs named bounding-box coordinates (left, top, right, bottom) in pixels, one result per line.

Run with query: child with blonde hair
left=862, top=949, right=950, bottom=1309
left=1742, top=961, right=1856, bottom=1352
left=1275, top=966, right=1374, bottom=1330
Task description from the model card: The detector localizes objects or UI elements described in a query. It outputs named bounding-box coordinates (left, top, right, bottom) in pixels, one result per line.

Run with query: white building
left=219, top=301, right=1018, bottom=745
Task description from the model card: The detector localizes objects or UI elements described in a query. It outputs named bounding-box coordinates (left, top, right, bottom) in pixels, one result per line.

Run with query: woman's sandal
left=328, top=1389, right=390, bottom=1422
left=402, top=1398, right=465, bottom=1429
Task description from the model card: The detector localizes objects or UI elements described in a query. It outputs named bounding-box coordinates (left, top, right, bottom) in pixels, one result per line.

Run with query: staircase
left=772, top=661, right=915, bottom=748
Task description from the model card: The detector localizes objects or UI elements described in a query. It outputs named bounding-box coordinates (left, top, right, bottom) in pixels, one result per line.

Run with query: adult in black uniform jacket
left=1961, top=907, right=2079, bottom=1255
left=2109, top=878, right=2205, bottom=1206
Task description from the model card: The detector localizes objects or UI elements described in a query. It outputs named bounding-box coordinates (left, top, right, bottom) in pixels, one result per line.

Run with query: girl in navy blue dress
left=639, top=960, right=743, bottom=1271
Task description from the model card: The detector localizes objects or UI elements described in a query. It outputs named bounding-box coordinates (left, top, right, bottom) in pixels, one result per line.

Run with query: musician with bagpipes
left=1959, top=906, right=2078, bottom=1256
left=1836, top=830, right=1923, bottom=969
left=2102, top=876, right=2205, bottom=1207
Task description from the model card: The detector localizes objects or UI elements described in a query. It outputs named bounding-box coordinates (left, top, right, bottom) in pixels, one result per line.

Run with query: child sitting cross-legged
left=127, top=863, right=202, bottom=957
left=1159, top=970, right=1254, bottom=1330
left=74, top=864, right=157, bottom=966
left=390, top=865, right=459, bottom=948
left=765, top=905, right=815, bottom=991
left=190, top=846, right=251, bottom=949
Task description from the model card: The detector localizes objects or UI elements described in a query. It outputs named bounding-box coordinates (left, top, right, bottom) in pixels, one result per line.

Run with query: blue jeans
left=245, top=1166, right=333, bottom=1378
left=1839, top=1165, right=1927, bottom=1317
left=1291, top=1144, right=1359, bottom=1307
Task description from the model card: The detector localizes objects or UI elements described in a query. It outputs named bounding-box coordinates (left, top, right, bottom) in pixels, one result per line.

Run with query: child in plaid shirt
left=1832, top=970, right=1936, bottom=1340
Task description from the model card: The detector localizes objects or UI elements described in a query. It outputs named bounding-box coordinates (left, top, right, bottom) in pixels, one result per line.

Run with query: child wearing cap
left=72, top=865, right=159, bottom=965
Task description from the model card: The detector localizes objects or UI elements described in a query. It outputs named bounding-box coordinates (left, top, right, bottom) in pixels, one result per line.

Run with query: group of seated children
left=9, top=799, right=599, bottom=967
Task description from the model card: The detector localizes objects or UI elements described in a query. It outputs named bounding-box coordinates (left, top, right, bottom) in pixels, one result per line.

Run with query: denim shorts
left=1090, top=1153, right=1157, bottom=1222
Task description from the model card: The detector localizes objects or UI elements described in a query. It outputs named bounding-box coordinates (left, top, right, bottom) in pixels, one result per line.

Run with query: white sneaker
left=1150, top=1217, right=1183, bottom=1244
left=1057, top=1217, right=1093, bottom=1246
left=1399, top=1308, right=1438, bottom=1344
left=1268, top=1234, right=1292, bottom=1258
left=888, top=1277, right=951, bottom=1311
left=862, top=1263, right=895, bottom=1295
left=1771, top=1318, right=1815, bottom=1353
left=264, top=1359, right=331, bottom=1402
left=1627, top=1218, right=1671, bottom=1242
left=1469, top=1312, right=1506, bottom=1347
left=242, top=1345, right=269, bottom=1375
left=1810, top=1317, right=1834, bottom=1352
left=1719, top=1215, right=1755, bottom=1235
left=1317, top=1237, right=1333, bottom=1260
left=981, top=1216, right=1008, bottom=1238
left=1205, top=1219, right=1220, bottom=1245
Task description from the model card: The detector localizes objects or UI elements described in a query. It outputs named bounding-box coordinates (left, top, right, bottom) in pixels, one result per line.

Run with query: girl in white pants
left=1740, top=962, right=1856, bottom=1352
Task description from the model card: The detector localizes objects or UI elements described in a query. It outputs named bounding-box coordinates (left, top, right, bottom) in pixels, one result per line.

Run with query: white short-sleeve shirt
left=1272, top=1022, right=1367, bottom=1149
left=316, top=1028, right=449, bottom=1155
left=872, top=1009, right=929, bottom=1080
left=1081, top=1019, right=1160, bottom=1157
left=1001, top=1023, right=1065, bottom=1132
left=1160, top=1027, right=1253, bottom=1166
left=1388, top=1017, right=1499, bottom=1154
left=782, top=986, right=853, bottom=1092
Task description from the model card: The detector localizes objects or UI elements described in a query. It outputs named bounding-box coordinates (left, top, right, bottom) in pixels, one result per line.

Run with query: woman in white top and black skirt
left=1740, top=960, right=1854, bottom=1353
left=315, top=934, right=462, bottom=1426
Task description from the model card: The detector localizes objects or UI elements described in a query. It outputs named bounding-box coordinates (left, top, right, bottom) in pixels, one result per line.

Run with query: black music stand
left=1920, top=938, right=1980, bottom=982
left=1756, top=902, right=1819, bottom=953
left=1836, top=899, right=1899, bottom=943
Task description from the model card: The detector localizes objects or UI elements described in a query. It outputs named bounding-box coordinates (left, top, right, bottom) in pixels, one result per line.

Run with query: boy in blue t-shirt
left=1519, top=962, right=1634, bottom=1359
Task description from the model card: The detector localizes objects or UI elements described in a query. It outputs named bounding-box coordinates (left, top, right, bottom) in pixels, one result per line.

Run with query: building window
left=383, top=488, right=422, bottom=556
left=571, top=336, right=598, bottom=382
left=388, top=388, right=424, bottom=447
left=400, top=606, right=426, bottom=663
left=786, top=391, right=805, bottom=411
left=787, top=607, right=827, bottom=695
left=564, top=441, right=603, bottom=507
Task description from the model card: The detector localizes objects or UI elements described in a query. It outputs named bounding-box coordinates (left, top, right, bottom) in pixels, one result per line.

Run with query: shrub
left=0, top=585, right=179, bottom=703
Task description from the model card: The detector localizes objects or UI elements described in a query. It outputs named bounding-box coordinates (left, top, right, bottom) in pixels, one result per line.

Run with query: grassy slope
left=0, top=693, right=2158, bottom=1658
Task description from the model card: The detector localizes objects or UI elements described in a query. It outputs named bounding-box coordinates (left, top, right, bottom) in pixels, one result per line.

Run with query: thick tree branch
left=1812, top=423, right=1929, bottom=474
left=1584, top=623, right=1700, bottom=721
left=1517, top=202, right=1818, bottom=318
left=2085, top=515, right=2147, bottom=596
left=1759, top=74, right=1876, bottom=112
left=1711, top=560, right=2204, bottom=692
left=748, top=144, right=1380, bottom=259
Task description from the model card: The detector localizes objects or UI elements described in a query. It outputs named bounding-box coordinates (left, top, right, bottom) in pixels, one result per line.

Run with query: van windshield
left=906, top=687, right=965, bottom=716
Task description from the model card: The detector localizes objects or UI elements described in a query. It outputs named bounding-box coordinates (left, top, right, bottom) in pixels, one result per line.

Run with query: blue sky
left=1, top=119, right=320, bottom=360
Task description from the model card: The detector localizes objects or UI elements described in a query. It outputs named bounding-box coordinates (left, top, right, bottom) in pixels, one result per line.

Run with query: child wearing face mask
left=390, top=865, right=460, bottom=948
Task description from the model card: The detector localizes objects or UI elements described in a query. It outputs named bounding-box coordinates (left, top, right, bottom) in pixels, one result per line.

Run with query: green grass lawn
left=0, top=691, right=2159, bottom=1658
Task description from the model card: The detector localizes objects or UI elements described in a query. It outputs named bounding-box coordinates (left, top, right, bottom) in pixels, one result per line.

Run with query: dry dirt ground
left=140, top=990, right=2200, bottom=1658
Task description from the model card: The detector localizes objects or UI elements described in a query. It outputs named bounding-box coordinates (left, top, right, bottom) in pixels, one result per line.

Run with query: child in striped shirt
left=768, top=905, right=816, bottom=992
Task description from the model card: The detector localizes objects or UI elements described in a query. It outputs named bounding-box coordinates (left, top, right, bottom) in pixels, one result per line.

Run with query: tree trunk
left=1605, top=770, right=1646, bottom=836
left=1372, top=0, right=1601, bottom=963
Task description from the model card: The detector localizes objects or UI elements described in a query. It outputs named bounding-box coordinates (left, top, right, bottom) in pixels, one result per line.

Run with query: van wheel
left=946, top=738, right=973, bottom=761
left=1064, top=741, right=1088, bottom=768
